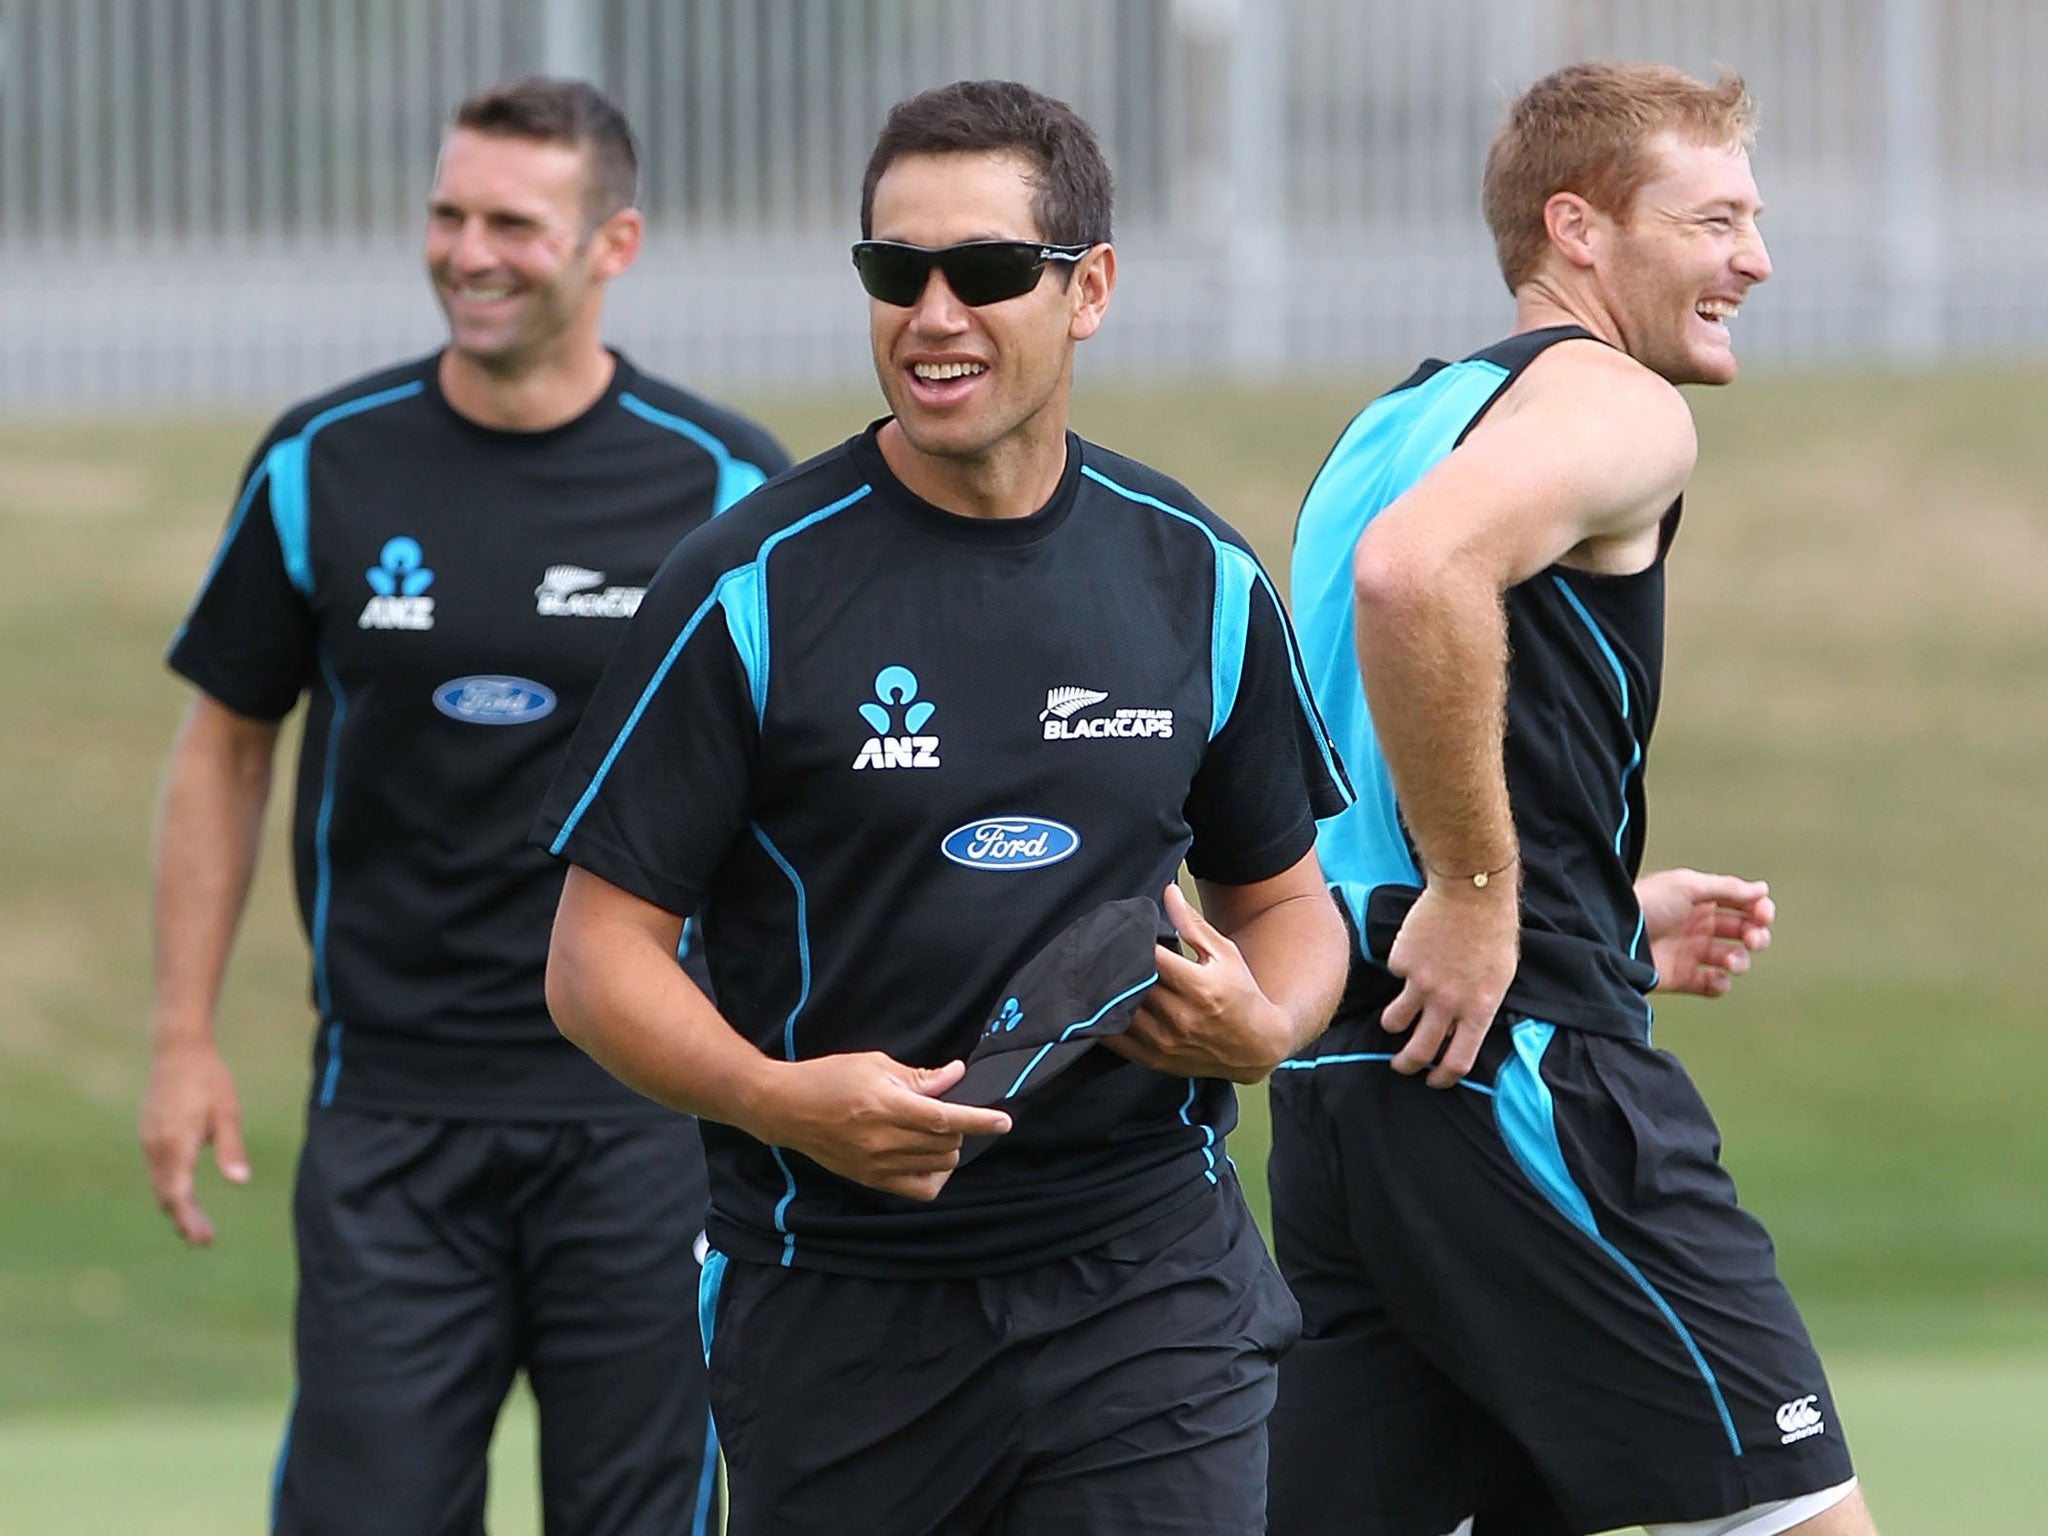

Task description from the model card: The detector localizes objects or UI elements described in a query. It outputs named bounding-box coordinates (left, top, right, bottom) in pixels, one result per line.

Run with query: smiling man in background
left=1268, top=61, right=1875, bottom=1536
left=539, top=78, right=1352, bottom=1535
left=142, top=77, right=785, bottom=1536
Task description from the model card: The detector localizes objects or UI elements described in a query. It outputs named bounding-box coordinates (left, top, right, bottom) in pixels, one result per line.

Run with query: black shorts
left=700, top=1174, right=1300, bottom=1536
left=273, top=1108, right=716, bottom=1536
left=1266, top=1012, right=1855, bottom=1536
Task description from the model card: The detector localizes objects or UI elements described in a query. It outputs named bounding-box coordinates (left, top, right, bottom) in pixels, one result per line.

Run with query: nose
left=1735, top=225, right=1772, bottom=285
left=905, top=266, right=971, bottom=334
left=442, top=215, right=496, bottom=275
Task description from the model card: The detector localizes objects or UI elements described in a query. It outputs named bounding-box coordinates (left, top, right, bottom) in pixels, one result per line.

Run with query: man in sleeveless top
left=1268, top=62, right=1877, bottom=1536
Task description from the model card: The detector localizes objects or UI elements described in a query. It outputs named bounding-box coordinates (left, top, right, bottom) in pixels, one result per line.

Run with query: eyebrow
left=429, top=199, right=547, bottom=226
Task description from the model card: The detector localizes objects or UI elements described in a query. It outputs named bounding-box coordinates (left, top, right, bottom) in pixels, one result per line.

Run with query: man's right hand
left=755, top=1054, right=1012, bottom=1202
left=1380, top=881, right=1520, bottom=1088
left=139, top=1040, right=250, bottom=1246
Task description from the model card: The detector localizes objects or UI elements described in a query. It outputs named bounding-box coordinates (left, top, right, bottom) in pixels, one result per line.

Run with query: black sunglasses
left=851, top=239, right=1095, bottom=308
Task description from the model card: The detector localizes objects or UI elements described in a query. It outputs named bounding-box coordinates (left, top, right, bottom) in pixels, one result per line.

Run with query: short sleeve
left=534, top=537, right=760, bottom=917
left=1183, top=558, right=1353, bottom=885
left=166, top=443, right=316, bottom=721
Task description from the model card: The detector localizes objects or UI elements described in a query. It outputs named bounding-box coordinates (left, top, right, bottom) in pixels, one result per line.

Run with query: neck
left=1511, top=275, right=1623, bottom=351
left=876, top=407, right=1071, bottom=522
left=438, top=328, right=616, bottom=432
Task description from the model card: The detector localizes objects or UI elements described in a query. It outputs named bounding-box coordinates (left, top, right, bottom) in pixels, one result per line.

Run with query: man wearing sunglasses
left=538, top=78, right=1353, bottom=1535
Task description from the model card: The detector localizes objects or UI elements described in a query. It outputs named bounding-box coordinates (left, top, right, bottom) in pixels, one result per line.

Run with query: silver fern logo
left=535, top=563, right=644, bottom=619
left=1041, top=687, right=1109, bottom=722
left=1040, top=685, right=1174, bottom=742
left=537, top=565, right=604, bottom=597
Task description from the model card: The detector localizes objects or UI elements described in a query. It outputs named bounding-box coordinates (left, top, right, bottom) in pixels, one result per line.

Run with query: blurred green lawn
left=2, top=371, right=2045, bottom=1528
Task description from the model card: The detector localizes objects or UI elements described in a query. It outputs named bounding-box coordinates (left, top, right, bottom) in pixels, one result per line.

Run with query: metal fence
left=2, top=0, right=2045, bottom=410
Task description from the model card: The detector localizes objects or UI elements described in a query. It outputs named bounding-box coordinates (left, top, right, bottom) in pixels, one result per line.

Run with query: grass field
left=3, top=370, right=2046, bottom=1529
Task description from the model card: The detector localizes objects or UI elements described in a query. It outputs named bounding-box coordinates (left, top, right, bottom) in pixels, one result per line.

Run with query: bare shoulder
left=1364, top=336, right=1700, bottom=587
left=1493, top=339, right=1697, bottom=477
left=1470, top=338, right=1696, bottom=548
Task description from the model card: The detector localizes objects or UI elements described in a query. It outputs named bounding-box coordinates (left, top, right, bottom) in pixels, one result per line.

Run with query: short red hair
left=1483, top=61, right=1757, bottom=293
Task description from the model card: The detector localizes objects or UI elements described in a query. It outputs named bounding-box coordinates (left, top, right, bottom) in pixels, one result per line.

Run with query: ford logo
left=940, top=816, right=1080, bottom=871
left=433, top=675, right=557, bottom=725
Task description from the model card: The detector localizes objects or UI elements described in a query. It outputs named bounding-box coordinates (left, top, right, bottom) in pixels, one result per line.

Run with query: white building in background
left=0, top=0, right=2043, bottom=410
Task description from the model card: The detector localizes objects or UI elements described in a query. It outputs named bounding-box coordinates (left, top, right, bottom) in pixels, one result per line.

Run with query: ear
left=1542, top=191, right=1603, bottom=272
left=1067, top=243, right=1116, bottom=342
left=587, top=207, right=644, bottom=282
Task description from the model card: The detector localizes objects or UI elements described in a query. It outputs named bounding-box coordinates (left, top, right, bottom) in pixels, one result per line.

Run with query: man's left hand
left=1105, top=884, right=1295, bottom=1084
left=1637, top=866, right=1774, bottom=998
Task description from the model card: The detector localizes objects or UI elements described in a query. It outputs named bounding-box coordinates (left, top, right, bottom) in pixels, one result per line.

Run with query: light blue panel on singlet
left=1289, top=359, right=1509, bottom=957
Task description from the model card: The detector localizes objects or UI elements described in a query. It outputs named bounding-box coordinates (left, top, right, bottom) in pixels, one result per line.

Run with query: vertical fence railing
left=1, top=0, right=2045, bottom=409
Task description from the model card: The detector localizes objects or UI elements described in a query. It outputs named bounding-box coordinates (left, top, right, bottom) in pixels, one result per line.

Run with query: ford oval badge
left=940, top=816, right=1080, bottom=871
left=433, top=675, right=557, bottom=725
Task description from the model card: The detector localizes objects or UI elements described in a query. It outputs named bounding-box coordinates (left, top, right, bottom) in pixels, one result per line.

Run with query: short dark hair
left=860, top=79, right=1114, bottom=246
left=451, top=77, right=638, bottom=227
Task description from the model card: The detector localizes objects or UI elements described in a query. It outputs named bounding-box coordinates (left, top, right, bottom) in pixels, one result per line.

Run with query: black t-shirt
left=538, top=425, right=1351, bottom=1275
left=167, top=350, right=790, bottom=1117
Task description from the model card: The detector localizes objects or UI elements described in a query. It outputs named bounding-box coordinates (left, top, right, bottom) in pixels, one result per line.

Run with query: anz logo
left=851, top=665, right=941, bottom=771
left=985, top=997, right=1024, bottom=1036
left=359, top=536, right=436, bottom=631
left=941, top=817, right=1080, bottom=872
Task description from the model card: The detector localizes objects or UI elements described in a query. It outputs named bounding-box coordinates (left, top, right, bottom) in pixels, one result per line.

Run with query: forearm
left=151, top=700, right=277, bottom=1049
left=546, top=880, right=1008, bottom=1196
left=1352, top=551, right=1517, bottom=879
left=1208, top=885, right=1348, bottom=1057
left=545, top=881, right=787, bottom=1134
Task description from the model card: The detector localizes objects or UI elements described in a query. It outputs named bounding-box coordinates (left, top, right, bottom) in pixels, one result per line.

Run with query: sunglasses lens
left=853, top=242, right=1063, bottom=307
left=852, top=244, right=931, bottom=306
left=939, top=245, right=1046, bottom=306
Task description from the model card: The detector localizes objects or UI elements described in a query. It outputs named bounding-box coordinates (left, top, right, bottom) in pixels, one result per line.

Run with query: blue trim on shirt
left=310, top=648, right=349, bottom=1021
left=551, top=486, right=872, bottom=850
left=172, top=464, right=270, bottom=650
left=724, top=485, right=872, bottom=724
left=714, top=564, right=769, bottom=724
left=1548, top=575, right=1651, bottom=968
left=1176, top=1077, right=1220, bottom=1184
left=1493, top=1020, right=1742, bottom=1457
left=750, top=823, right=811, bottom=1266
left=619, top=390, right=773, bottom=513
left=1273, top=1052, right=1496, bottom=1096
left=749, top=824, right=812, bottom=1062
left=265, top=381, right=426, bottom=598
left=1079, top=465, right=1345, bottom=796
